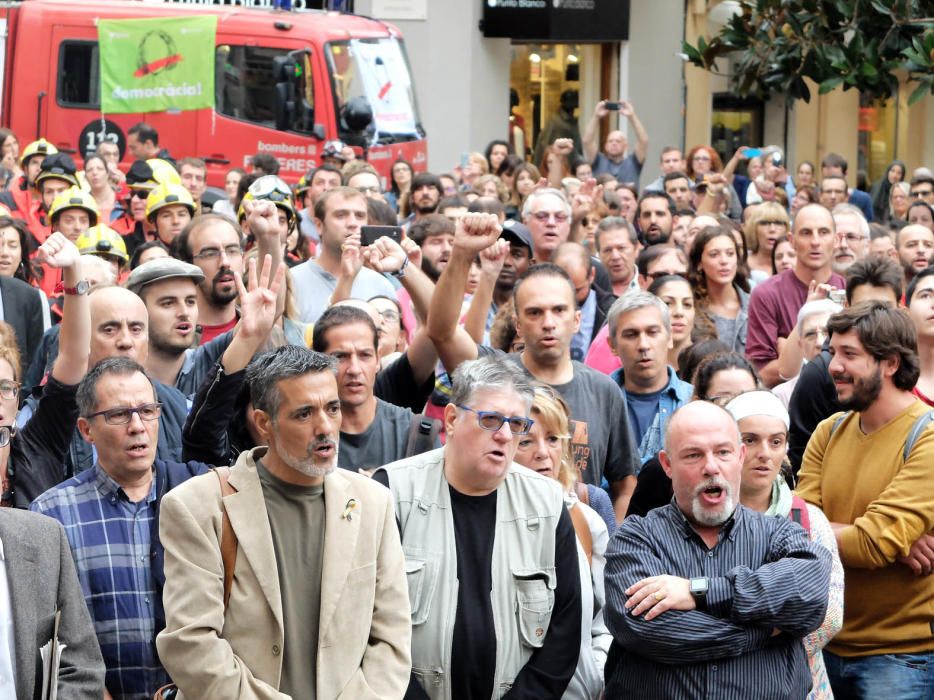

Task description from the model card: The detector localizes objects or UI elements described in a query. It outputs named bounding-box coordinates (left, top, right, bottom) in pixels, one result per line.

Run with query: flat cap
left=126, top=257, right=205, bottom=295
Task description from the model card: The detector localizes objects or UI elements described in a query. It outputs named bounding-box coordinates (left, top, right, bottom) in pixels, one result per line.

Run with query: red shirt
left=199, top=316, right=237, bottom=345
left=746, top=268, right=846, bottom=367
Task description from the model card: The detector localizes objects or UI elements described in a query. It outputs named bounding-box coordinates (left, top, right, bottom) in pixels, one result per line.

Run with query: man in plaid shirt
left=31, top=253, right=284, bottom=699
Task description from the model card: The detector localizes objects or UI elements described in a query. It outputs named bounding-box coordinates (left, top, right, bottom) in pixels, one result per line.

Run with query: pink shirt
left=584, top=323, right=622, bottom=375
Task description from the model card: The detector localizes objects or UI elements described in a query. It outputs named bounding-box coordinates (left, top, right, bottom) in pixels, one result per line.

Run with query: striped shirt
left=30, top=465, right=169, bottom=700
left=604, top=502, right=831, bottom=699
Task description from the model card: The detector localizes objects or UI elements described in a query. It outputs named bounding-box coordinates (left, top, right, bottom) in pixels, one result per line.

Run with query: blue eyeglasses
left=456, top=404, right=534, bottom=435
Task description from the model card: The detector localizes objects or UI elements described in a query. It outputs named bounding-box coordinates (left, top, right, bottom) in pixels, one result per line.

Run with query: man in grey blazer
left=0, top=508, right=104, bottom=699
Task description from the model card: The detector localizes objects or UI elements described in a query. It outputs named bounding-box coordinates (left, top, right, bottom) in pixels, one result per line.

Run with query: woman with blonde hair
left=744, top=201, right=790, bottom=285
left=515, top=383, right=612, bottom=700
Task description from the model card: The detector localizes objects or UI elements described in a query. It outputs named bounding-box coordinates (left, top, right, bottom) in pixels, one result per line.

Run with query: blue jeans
left=824, top=649, right=934, bottom=700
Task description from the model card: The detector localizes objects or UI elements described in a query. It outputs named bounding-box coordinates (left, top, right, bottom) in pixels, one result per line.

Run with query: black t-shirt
left=373, top=469, right=583, bottom=700
left=338, top=399, right=440, bottom=473
left=450, top=486, right=498, bottom=700
left=788, top=347, right=839, bottom=475
left=625, top=456, right=673, bottom=519
left=375, top=352, right=435, bottom=414
left=476, top=346, right=638, bottom=486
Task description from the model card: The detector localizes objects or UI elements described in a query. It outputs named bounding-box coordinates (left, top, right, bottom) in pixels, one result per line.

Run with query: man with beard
left=157, top=345, right=411, bottom=699
left=797, top=302, right=934, bottom=698
left=406, top=171, right=442, bottom=225
left=604, top=401, right=831, bottom=699
left=635, top=191, right=675, bottom=245
left=409, top=214, right=455, bottom=282
left=896, top=223, right=934, bottom=286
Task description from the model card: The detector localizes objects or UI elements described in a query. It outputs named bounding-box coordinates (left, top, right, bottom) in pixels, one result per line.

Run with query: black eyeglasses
left=86, top=402, right=162, bottom=426
left=130, top=190, right=149, bottom=200
left=456, top=404, right=534, bottom=435
left=192, top=244, right=244, bottom=262
left=0, top=380, right=19, bottom=401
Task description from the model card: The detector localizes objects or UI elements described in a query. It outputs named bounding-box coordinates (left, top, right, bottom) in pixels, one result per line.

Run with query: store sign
left=481, top=0, right=629, bottom=42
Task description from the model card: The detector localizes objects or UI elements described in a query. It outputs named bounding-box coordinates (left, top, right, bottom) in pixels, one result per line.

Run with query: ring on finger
left=654, top=591, right=664, bottom=601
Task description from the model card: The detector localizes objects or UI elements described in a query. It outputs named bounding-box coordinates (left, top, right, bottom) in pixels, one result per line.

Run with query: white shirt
left=0, top=536, right=16, bottom=698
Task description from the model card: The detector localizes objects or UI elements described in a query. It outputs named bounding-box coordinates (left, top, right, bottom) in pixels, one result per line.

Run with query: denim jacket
left=611, top=366, right=693, bottom=468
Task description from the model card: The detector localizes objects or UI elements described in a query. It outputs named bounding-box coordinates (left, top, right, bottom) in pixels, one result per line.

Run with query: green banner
left=98, top=16, right=217, bottom=114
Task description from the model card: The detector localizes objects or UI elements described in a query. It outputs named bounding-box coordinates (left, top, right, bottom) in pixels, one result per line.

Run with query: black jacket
left=0, top=275, right=44, bottom=370
left=788, top=345, right=840, bottom=474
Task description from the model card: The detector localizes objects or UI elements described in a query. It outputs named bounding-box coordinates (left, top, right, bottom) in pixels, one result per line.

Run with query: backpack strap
left=213, top=467, right=239, bottom=610
left=405, top=413, right=441, bottom=458
left=789, top=495, right=811, bottom=536
left=904, top=410, right=934, bottom=462
left=829, top=411, right=852, bottom=439
left=568, top=502, right=593, bottom=568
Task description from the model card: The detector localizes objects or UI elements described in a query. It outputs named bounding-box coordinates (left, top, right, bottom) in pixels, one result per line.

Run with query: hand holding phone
left=604, top=101, right=620, bottom=111
left=361, top=225, right=403, bottom=247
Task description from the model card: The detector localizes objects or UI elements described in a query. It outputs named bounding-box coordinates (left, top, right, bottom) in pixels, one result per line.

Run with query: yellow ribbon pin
left=341, top=498, right=358, bottom=521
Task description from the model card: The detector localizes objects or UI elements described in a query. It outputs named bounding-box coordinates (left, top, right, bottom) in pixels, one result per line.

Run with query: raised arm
left=247, top=199, right=287, bottom=320
left=364, top=236, right=439, bottom=385
left=38, top=233, right=89, bottom=386
left=582, top=101, right=607, bottom=164
left=426, top=213, right=501, bottom=373
left=220, top=255, right=286, bottom=374
left=462, top=239, right=507, bottom=343
left=619, top=101, right=648, bottom=165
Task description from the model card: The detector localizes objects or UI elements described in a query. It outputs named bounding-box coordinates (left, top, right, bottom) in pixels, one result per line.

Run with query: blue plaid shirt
left=612, top=366, right=693, bottom=467
left=30, top=465, right=169, bottom=700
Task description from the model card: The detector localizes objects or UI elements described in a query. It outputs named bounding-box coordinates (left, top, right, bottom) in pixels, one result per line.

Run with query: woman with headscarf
left=870, top=160, right=906, bottom=223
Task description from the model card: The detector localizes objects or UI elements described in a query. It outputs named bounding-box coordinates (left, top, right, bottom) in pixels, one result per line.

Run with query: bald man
left=603, top=401, right=831, bottom=699
left=896, top=223, right=934, bottom=284
left=583, top=100, right=649, bottom=187
left=56, top=286, right=190, bottom=477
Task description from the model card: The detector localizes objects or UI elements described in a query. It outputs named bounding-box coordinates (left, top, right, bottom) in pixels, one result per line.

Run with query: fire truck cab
left=0, top=0, right=427, bottom=185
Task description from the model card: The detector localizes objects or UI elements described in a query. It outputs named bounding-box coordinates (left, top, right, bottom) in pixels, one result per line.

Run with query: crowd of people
left=0, top=100, right=932, bottom=700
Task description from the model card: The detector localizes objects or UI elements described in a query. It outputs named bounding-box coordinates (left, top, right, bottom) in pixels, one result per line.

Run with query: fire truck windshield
left=326, top=37, right=424, bottom=145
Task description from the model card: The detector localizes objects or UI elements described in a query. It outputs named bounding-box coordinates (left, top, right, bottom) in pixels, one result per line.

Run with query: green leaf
left=819, top=76, right=846, bottom=93
left=908, top=81, right=932, bottom=106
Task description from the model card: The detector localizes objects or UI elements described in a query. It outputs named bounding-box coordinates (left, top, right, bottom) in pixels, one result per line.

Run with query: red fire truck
left=0, top=0, right=427, bottom=186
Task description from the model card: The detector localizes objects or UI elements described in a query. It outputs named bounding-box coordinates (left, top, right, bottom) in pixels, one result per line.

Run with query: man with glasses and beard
left=603, top=400, right=831, bottom=699
left=797, top=302, right=934, bottom=699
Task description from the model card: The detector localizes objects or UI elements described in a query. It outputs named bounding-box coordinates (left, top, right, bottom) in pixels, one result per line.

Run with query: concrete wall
left=628, top=0, right=687, bottom=174
left=356, top=0, right=511, bottom=173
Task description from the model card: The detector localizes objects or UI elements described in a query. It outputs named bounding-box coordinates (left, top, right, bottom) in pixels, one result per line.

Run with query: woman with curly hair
left=689, top=224, right=751, bottom=354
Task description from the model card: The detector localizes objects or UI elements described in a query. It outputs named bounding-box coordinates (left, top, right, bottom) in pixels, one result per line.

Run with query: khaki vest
left=382, top=448, right=565, bottom=700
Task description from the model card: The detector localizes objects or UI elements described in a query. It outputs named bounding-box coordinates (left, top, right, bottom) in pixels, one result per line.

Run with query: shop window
left=58, top=42, right=100, bottom=108
left=858, top=93, right=897, bottom=185
left=711, top=94, right=763, bottom=175
left=510, top=44, right=584, bottom=166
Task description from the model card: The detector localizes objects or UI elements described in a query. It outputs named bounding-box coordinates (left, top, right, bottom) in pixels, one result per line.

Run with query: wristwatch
left=391, top=255, right=409, bottom=279
left=61, top=280, right=90, bottom=296
left=689, top=577, right=709, bottom=610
